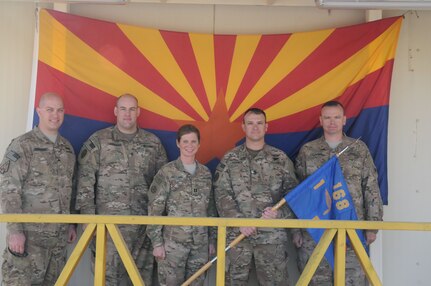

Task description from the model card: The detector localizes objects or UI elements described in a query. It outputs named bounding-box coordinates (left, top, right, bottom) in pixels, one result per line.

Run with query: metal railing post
left=94, top=224, right=107, bottom=286
left=216, top=226, right=227, bottom=286
left=334, top=228, right=346, bottom=286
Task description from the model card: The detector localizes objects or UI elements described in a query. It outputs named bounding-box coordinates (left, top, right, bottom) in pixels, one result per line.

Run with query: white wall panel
left=0, top=2, right=37, bottom=282
left=384, top=10, right=431, bottom=286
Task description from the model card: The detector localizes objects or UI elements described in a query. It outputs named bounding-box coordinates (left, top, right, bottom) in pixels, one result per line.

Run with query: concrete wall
left=384, top=10, right=431, bottom=286
left=0, top=1, right=36, bottom=270
left=0, top=2, right=430, bottom=285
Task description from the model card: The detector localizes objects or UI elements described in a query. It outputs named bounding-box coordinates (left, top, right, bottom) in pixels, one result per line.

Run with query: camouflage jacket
left=0, top=127, right=75, bottom=234
left=76, top=126, right=167, bottom=215
left=147, top=158, right=217, bottom=247
left=295, top=136, right=383, bottom=225
left=214, top=144, right=298, bottom=244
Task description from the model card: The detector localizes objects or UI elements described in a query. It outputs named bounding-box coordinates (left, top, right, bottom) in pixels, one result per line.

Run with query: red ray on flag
left=34, top=9, right=402, bottom=203
left=176, top=92, right=243, bottom=164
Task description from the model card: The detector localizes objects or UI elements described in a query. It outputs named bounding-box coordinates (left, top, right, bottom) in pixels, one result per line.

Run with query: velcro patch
left=217, top=163, right=226, bottom=170
left=80, top=149, right=88, bottom=159
left=0, top=160, right=10, bottom=174
left=153, top=175, right=164, bottom=185
left=214, top=171, right=220, bottom=182
left=150, top=185, right=157, bottom=194
left=34, top=147, right=48, bottom=152
left=89, top=141, right=96, bottom=150
left=84, top=140, right=97, bottom=151
left=6, top=151, right=20, bottom=162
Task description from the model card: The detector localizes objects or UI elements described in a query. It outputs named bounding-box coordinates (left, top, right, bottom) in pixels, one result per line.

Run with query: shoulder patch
left=150, top=185, right=157, bottom=194
left=153, top=175, right=164, bottom=185
left=214, top=171, right=220, bottom=182
left=84, top=139, right=97, bottom=152
left=80, top=138, right=98, bottom=160
left=217, top=163, right=226, bottom=171
left=6, top=151, right=20, bottom=162
left=80, top=148, right=88, bottom=160
left=0, top=160, right=10, bottom=174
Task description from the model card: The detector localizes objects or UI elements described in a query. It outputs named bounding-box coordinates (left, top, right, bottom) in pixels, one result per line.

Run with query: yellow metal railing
left=1, top=214, right=431, bottom=286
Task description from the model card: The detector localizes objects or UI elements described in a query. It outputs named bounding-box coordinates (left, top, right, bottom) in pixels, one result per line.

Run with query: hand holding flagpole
left=182, top=138, right=361, bottom=286
left=181, top=198, right=287, bottom=286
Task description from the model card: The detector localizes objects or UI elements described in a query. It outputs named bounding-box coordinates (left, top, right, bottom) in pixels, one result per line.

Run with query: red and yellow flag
left=34, top=9, right=402, bottom=203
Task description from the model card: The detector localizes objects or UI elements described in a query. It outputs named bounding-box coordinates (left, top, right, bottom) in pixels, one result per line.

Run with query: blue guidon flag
left=33, top=9, right=402, bottom=204
left=284, top=156, right=367, bottom=268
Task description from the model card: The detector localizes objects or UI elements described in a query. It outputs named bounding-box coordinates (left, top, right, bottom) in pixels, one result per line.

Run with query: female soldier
left=147, top=124, right=216, bottom=286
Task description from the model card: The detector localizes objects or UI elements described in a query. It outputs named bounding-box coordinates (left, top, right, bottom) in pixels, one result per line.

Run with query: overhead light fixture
left=316, top=0, right=431, bottom=10
left=39, top=0, right=126, bottom=3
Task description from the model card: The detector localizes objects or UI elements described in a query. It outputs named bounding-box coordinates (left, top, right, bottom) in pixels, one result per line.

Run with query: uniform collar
left=112, top=125, right=141, bottom=141
left=33, top=126, right=61, bottom=145
left=239, top=143, right=268, bottom=158
left=318, top=135, right=354, bottom=151
left=174, top=157, right=200, bottom=174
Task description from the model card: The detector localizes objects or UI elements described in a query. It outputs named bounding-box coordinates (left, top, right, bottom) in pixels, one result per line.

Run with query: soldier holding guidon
left=214, top=107, right=298, bottom=286
left=293, top=100, right=383, bottom=286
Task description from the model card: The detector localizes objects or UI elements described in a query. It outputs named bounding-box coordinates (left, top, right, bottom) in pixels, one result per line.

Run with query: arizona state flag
left=284, top=156, right=367, bottom=269
left=32, top=9, right=402, bottom=204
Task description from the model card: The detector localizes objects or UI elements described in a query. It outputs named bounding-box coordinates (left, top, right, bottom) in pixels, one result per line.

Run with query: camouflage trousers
left=1, top=227, right=68, bottom=286
left=157, top=239, right=208, bottom=286
left=90, top=225, right=154, bottom=286
left=226, top=240, right=289, bottom=286
left=296, top=231, right=366, bottom=286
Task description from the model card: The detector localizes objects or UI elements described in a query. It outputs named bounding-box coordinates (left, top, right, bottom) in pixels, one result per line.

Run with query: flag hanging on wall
left=33, top=8, right=402, bottom=204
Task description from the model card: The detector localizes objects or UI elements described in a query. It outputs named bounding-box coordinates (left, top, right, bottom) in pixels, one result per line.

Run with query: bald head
left=38, top=92, right=64, bottom=108
left=36, top=92, right=65, bottom=136
left=116, top=93, right=138, bottom=107
left=114, top=93, right=140, bottom=134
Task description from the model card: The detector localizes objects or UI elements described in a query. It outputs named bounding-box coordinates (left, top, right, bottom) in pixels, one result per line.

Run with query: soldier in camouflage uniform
left=147, top=124, right=216, bottom=286
left=293, top=100, right=383, bottom=286
left=214, top=108, right=298, bottom=286
left=0, top=92, right=77, bottom=285
left=75, top=94, right=167, bottom=286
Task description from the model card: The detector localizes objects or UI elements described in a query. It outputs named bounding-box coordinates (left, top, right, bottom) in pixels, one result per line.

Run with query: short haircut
left=177, top=124, right=200, bottom=142
left=243, top=107, right=266, bottom=123
left=321, top=100, right=345, bottom=112
left=38, top=92, right=62, bottom=108
left=116, top=93, right=138, bottom=107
